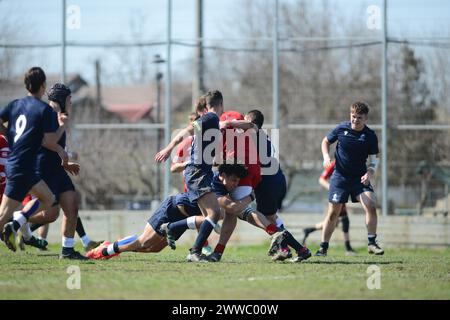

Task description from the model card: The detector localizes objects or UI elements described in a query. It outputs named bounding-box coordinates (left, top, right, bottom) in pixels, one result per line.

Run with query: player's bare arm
left=155, top=124, right=194, bottom=163
left=318, top=176, right=330, bottom=190
left=64, top=162, right=80, bottom=176
left=321, top=137, right=332, bottom=168
left=170, top=160, right=189, bottom=173
left=361, top=154, right=379, bottom=185
left=217, top=194, right=253, bottom=215
left=41, top=133, right=68, bottom=165
left=219, top=120, right=258, bottom=131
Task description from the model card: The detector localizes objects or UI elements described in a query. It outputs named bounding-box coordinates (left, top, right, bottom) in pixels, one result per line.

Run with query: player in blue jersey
left=155, top=90, right=224, bottom=262
left=244, top=109, right=312, bottom=263
left=159, top=163, right=257, bottom=257
left=85, top=164, right=249, bottom=260
left=16, top=83, right=88, bottom=259
left=0, top=67, right=68, bottom=251
left=85, top=192, right=203, bottom=259
left=317, top=101, right=384, bottom=256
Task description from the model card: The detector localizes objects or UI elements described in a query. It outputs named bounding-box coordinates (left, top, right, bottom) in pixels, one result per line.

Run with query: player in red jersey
left=171, top=112, right=198, bottom=192
left=205, top=110, right=285, bottom=262
left=302, top=161, right=356, bottom=256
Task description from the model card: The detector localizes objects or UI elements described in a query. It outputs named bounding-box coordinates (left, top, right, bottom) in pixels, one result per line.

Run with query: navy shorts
left=255, top=171, right=287, bottom=216
left=329, top=171, right=374, bottom=204
left=42, top=170, right=75, bottom=202
left=184, top=165, right=213, bottom=202
left=148, top=196, right=191, bottom=240
left=4, top=173, right=41, bottom=202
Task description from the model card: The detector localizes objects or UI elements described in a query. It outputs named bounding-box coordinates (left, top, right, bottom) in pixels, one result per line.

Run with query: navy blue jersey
left=0, top=96, right=57, bottom=176
left=256, top=130, right=284, bottom=178
left=189, top=112, right=220, bottom=171
left=36, top=110, right=66, bottom=176
left=173, top=193, right=201, bottom=216
left=212, top=171, right=229, bottom=197
left=327, top=121, right=379, bottom=177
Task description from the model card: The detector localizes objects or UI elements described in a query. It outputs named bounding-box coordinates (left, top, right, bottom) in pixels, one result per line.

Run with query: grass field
left=1, top=242, right=449, bottom=300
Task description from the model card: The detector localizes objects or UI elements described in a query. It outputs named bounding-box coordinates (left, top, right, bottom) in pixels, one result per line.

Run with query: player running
left=170, top=109, right=215, bottom=254
left=316, top=101, right=384, bottom=256
left=0, top=67, right=68, bottom=251
left=12, top=83, right=88, bottom=259
left=302, top=161, right=356, bottom=256
left=155, top=90, right=224, bottom=262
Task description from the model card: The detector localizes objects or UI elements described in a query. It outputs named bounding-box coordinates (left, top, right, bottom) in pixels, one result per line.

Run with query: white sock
left=14, top=213, right=27, bottom=229
left=107, top=243, right=116, bottom=256
left=62, top=237, right=75, bottom=248
left=13, top=211, right=21, bottom=220
left=20, top=223, right=33, bottom=241
left=275, top=217, right=284, bottom=228
left=187, top=216, right=197, bottom=229
left=81, top=235, right=91, bottom=247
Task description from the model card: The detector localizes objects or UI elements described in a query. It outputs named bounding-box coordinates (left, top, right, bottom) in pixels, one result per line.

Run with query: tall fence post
left=381, top=0, right=388, bottom=216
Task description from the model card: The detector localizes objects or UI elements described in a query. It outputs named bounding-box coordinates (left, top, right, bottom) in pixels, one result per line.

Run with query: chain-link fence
left=0, top=0, right=449, bottom=215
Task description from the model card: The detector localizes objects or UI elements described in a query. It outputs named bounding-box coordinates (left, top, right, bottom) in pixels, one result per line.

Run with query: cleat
left=291, top=247, right=312, bottom=262
left=2, top=222, right=17, bottom=252
left=272, top=248, right=291, bottom=262
left=186, top=249, right=207, bottom=263
left=202, top=244, right=213, bottom=255
left=17, top=231, right=25, bottom=251
left=159, top=223, right=176, bottom=250
left=86, top=241, right=120, bottom=260
left=23, top=236, right=48, bottom=250
left=315, top=248, right=327, bottom=257
left=60, top=250, right=89, bottom=260
left=84, top=240, right=104, bottom=252
left=368, top=243, right=384, bottom=255
left=267, top=230, right=286, bottom=256
left=159, top=222, right=169, bottom=236
left=345, top=250, right=357, bottom=256
left=213, top=222, right=222, bottom=235
left=205, top=252, right=222, bottom=262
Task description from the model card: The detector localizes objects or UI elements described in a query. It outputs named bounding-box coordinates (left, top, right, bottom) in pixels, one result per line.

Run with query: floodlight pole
left=163, top=0, right=172, bottom=199
left=381, top=0, right=388, bottom=216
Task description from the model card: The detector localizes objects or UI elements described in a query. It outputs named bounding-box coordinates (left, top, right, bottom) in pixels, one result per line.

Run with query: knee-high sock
left=103, top=235, right=138, bottom=256
left=283, top=230, right=304, bottom=252
left=12, top=200, right=40, bottom=232
left=30, top=223, right=44, bottom=232
left=192, top=218, right=215, bottom=253
left=168, top=218, right=191, bottom=234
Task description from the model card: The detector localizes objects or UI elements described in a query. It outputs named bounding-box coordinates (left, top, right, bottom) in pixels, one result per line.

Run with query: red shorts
left=238, top=164, right=261, bottom=189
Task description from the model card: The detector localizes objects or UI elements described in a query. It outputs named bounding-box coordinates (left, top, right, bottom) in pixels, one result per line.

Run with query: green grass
left=1, top=243, right=449, bottom=300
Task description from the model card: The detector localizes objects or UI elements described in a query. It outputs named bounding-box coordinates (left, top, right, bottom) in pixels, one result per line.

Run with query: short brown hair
left=204, top=90, right=223, bottom=108
left=24, top=67, right=46, bottom=94
left=350, top=101, right=370, bottom=115
left=195, top=96, right=207, bottom=114
left=189, top=111, right=199, bottom=122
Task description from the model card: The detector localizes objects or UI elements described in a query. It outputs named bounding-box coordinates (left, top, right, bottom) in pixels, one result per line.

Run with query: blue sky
left=1, top=0, right=449, bottom=84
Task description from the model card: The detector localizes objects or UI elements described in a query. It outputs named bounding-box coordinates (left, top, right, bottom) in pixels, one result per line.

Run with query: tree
left=388, top=45, right=441, bottom=188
